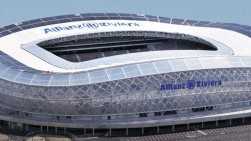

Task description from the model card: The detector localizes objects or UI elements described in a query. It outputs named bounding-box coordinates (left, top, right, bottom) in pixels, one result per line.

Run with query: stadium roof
left=0, top=13, right=251, bottom=74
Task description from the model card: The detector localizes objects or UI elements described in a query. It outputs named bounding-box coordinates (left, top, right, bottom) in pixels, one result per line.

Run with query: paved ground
left=0, top=134, right=71, bottom=141
left=2, top=125, right=251, bottom=141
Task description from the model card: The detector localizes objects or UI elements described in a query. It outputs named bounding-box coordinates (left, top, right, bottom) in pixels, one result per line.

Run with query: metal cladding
left=0, top=13, right=251, bottom=136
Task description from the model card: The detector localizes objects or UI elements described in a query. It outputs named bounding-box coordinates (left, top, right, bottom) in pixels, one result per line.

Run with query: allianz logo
left=160, top=80, right=222, bottom=91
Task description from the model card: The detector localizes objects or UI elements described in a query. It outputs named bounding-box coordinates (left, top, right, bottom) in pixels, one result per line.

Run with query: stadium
left=0, top=13, right=251, bottom=137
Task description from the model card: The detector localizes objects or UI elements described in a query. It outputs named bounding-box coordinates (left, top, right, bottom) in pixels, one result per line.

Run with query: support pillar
left=55, top=127, right=57, bottom=134
left=157, top=126, right=160, bottom=134
left=109, top=128, right=111, bottom=137
left=171, top=125, right=175, bottom=132
left=83, top=128, right=86, bottom=136
left=92, top=128, right=94, bottom=136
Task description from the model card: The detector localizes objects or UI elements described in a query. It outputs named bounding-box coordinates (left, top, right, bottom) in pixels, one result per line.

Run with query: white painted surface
left=0, top=20, right=251, bottom=72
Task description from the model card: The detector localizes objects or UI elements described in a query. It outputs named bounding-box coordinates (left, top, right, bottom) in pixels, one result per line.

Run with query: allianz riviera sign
left=43, top=21, right=140, bottom=34
left=160, top=80, right=222, bottom=91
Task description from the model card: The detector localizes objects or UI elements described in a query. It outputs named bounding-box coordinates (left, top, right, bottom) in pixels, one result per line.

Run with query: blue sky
left=0, top=0, right=250, bottom=26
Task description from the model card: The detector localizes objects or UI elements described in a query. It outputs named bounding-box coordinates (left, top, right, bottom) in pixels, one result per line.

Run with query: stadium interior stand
left=38, top=31, right=217, bottom=62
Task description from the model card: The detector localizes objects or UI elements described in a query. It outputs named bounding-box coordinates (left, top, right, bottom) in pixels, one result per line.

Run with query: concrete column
left=83, top=128, right=86, bottom=136
left=109, top=128, right=111, bottom=137
left=8, top=121, right=11, bottom=129
left=171, top=125, right=175, bottom=132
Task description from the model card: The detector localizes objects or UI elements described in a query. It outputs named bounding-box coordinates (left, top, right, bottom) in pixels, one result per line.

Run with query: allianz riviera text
left=43, top=22, right=140, bottom=34
left=160, top=80, right=222, bottom=91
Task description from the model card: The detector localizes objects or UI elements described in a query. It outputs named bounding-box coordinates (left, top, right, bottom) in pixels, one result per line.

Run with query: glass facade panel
left=31, top=74, right=51, bottom=86
left=154, top=60, right=172, bottom=73
left=69, top=72, right=89, bottom=85
left=50, top=74, right=69, bottom=86
left=123, top=64, right=141, bottom=78
left=169, top=59, right=187, bottom=71
left=139, top=62, right=157, bottom=75
left=89, top=69, right=108, bottom=83
left=107, top=67, right=125, bottom=80
left=14, top=71, right=34, bottom=83
left=0, top=68, right=19, bottom=80
left=241, top=57, right=251, bottom=66
left=229, top=57, right=244, bottom=67
left=185, top=58, right=202, bottom=70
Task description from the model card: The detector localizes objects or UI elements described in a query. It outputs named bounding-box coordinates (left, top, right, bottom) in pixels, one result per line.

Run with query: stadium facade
left=0, top=13, right=251, bottom=137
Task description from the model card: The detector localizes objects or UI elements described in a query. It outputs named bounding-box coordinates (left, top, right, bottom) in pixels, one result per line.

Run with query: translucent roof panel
left=0, top=68, right=19, bottom=81
left=138, top=62, right=157, bottom=75
left=30, top=74, right=51, bottom=86
left=49, top=74, right=69, bottom=86
left=117, top=13, right=134, bottom=17
left=89, top=69, right=108, bottom=83
left=241, top=57, right=251, bottom=67
left=14, top=71, right=34, bottom=84
left=146, top=15, right=158, bottom=22
left=0, top=13, right=250, bottom=39
left=93, top=13, right=107, bottom=17
left=195, top=21, right=211, bottom=26
left=0, top=63, right=8, bottom=73
left=159, top=17, right=171, bottom=23
left=171, top=18, right=185, bottom=24
left=199, top=58, right=231, bottom=69
left=183, top=19, right=198, bottom=25
left=228, top=57, right=244, bottom=67
left=106, top=67, right=125, bottom=81
left=0, top=31, right=10, bottom=37
left=0, top=28, right=5, bottom=32
left=184, top=58, right=202, bottom=70
left=168, top=59, right=187, bottom=71
left=154, top=60, right=172, bottom=73
left=123, top=64, right=141, bottom=78
left=69, top=72, right=89, bottom=85
left=3, top=24, right=17, bottom=30
left=20, top=19, right=43, bottom=25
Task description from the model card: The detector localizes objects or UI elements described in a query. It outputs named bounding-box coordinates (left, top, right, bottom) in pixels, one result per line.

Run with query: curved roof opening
left=38, top=31, right=218, bottom=62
